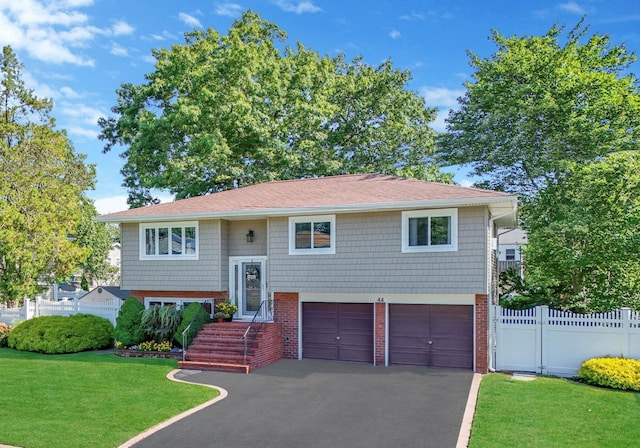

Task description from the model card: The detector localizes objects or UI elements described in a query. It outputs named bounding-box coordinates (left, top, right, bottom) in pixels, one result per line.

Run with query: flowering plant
left=215, top=300, right=238, bottom=318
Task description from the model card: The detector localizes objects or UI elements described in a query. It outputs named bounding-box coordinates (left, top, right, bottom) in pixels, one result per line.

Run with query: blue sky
left=2, top=0, right=639, bottom=213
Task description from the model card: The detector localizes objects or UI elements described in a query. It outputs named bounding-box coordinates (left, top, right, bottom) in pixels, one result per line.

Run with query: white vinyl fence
left=0, top=297, right=122, bottom=326
left=494, top=305, right=640, bottom=377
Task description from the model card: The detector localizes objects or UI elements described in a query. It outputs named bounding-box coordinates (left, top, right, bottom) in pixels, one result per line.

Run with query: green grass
left=0, top=348, right=219, bottom=448
left=470, top=373, right=640, bottom=448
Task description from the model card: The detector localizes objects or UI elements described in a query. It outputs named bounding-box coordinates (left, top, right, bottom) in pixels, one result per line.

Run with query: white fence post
left=622, top=307, right=630, bottom=358
left=540, top=306, right=548, bottom=375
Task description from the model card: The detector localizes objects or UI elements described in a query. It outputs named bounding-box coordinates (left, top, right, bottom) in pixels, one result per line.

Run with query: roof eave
left=94, top=196, right=518, bottom=224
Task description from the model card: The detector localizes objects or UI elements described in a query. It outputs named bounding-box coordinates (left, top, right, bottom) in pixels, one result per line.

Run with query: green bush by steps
left=174, top=302, right=211, bottom=348
left=8, top=314, right=114, bottom=354
left=578, top=357, right=640, bottom=391
left=114, top=297, right=146, bottom=346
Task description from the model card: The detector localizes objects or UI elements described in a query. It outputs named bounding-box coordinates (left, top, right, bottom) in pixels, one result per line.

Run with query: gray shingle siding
left=120, top=208, right=489, bottom=295
left=121, top=220, right=222, bottom=291
left=268, top=208, right=488, bottom=295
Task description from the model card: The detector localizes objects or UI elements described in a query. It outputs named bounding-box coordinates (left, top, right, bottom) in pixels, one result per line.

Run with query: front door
left=229, top=257, right=267, bottom=320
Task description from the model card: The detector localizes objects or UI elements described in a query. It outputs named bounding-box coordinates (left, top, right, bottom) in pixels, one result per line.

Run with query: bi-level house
left=96, top=174, right=517, bottom=373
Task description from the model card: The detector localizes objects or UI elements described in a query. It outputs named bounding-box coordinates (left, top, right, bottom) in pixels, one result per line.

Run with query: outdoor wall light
left=246, top=230, right=254, bottom=243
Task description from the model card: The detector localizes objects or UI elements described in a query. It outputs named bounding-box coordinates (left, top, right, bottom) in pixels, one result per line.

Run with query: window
left=140, top=222, right=198, bottom=260
left=289, top=215, right=336, bottom=255
left=505, top=248, right=516, bottom=261
left=402, top=209, right=458, bottom=253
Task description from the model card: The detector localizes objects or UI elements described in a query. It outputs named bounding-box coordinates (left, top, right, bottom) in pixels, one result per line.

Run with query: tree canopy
left=0, top=46, right=96, bottom=304
left=522, top=152, right=640, bottom=311
left=99, top=10, right=445, bottom=208
left=438, top=20, right=640, bottom=197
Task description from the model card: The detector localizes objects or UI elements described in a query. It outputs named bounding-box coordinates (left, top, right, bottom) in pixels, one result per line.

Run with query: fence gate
left=494, top=305, right=640, bottom=377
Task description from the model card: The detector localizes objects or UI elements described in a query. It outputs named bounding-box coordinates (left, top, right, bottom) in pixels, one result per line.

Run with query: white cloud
left=559, top=1, right=585, bottom=15
left=60, top=86, right=81, bottom=99
left=93, top=193, right=175, bottom=214
left=112, top=20, right=134, bottom=36
left=110, top=42, right=128, bottom=57
left=431, top=109, right=448, bottom=133
left=67, top=125, right=99, bottom=139
left=399, top=11, right=425, bottom=21
left=272, top=1, right=321, bottom=14
left=60, top=103, right=106, bottom=126
left=389, top=29, right=401, bottom=39
left=214, top=3, right=244, bottom=17
left=179, top=12, right=202, bottom=28
left=94, top=195, right=129, bottom=214
left=0, top=0, right=136, bottom=66
left=420, top=86, right=464, bottom=109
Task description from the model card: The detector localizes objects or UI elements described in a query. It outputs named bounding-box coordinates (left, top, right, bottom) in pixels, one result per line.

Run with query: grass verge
left=0, top=348, right=219, bottom=448
left=469, top=373, right=640, bottom=448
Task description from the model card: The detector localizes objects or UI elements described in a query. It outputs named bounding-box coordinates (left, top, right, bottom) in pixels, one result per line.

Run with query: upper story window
left=402, top=209, right=458, bottom=253
left=140, top=221, right=198, bottom=260
left=505, top=248, right=516, bottom=261
left=289, top=215, right=336, bottom=255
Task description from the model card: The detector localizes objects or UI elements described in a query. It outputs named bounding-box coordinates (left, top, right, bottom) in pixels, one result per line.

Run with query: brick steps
left=178, top=322, right=283, bottom=373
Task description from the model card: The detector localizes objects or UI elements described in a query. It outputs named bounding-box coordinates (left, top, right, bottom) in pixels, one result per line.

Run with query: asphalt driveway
left=130, top=359, right=474, bottom=448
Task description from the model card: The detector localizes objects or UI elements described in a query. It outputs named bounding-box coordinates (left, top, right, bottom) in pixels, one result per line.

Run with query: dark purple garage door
left=389, top=304, right=473, bottom=369
left=302, top=302, right=374, bottom=363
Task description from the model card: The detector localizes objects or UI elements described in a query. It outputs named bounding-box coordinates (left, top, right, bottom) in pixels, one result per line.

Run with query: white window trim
left=139, top=221, right=199, bottom=261
left=144, top=297, right=213, bottom=312
left=401, top=208, right=458, bottom=253
left=288, top=214, right=336, bottom=255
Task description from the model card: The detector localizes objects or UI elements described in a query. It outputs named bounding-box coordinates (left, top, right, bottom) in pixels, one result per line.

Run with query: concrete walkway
left=126, top=359, right=477, bottom=448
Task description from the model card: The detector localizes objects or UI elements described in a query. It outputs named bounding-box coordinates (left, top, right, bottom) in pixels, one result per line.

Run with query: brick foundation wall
left=475, top=294, right=489, bottom=373
left=374, top=302, right=386, bottom=366
left=249, top=323, right=284, bottom=370
left=273, top=292, right=299, bottom=359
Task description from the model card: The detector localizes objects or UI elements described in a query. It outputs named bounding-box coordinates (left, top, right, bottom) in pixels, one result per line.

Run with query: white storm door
left=229, top=257, right=266, bottom=320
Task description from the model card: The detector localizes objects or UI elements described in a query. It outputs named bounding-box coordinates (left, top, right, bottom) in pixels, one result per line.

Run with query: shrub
left=114, top=297, right=146, bottom=346
left=8, top=314, right=114, bottom=354
left=0, top=322, right=11, bottom=347
left=140, top=305, right=181, bottom=343
left=578, top=357, right=640, bottom=391
left=174, top=302, right=211, bottom=348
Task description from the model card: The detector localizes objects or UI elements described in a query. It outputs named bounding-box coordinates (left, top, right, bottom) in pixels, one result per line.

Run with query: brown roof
left=96, top=174, right=516, bottom=223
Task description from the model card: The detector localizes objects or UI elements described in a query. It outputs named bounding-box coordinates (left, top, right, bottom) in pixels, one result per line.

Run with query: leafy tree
left=74, top=199, right=118, bottom=286
left=438, top=20, right=640, bottom=197
left=523, top=152, right=640, bottom=312
left=0, top=46, right=95, bottom=305
left=99, top=10, right=445, bottom=208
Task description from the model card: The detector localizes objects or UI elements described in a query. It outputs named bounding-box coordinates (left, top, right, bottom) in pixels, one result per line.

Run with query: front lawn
left=0, top=348, right=218, bottom=448
left=470, top=373, right=640, bottom=448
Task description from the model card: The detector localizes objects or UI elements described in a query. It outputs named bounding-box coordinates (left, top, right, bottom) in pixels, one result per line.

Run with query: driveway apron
left=132, top=359, right=474, bottom=448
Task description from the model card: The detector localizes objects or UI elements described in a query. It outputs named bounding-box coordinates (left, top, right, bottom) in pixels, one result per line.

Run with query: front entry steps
left=178, top=322, right=283, bottom=373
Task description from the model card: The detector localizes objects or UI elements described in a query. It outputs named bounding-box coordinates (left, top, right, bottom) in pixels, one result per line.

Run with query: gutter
left=487, top=204, right=518, bottom=373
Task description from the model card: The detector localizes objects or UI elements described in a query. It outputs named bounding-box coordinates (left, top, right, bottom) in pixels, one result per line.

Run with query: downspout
left=487, top=204, right=518, bottom=373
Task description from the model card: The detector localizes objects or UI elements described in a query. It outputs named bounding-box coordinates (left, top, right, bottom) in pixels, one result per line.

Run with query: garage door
left=302, top=303, right=374, bottom=363
left=389, top=304, right=473, bottom=369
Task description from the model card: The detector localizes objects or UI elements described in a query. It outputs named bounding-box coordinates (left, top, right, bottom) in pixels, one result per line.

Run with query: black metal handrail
left=242, top=299, right=273, bottom=364
left=181, top=302, right=211, bottom=362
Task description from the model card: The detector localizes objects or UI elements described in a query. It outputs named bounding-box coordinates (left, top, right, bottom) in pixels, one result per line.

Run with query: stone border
left=117, top=369, right=227, bottom=448
left=456, top=373, right=483, bottom=448
left=115, top=349, right=183, bottom=360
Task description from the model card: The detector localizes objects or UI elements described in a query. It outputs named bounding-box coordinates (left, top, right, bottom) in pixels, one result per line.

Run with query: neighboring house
left=107, top=243, right=121, bottom=270
left=96, top=174, right=517, bottom=373
left=497, top=228, right=527, bottom=277
left=81, top=286, right=132, bottom=303
left=55, top=282, right=86, bottom=301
